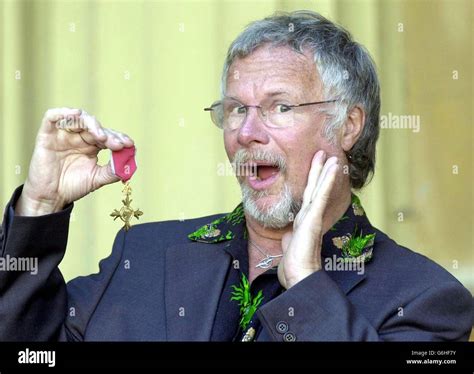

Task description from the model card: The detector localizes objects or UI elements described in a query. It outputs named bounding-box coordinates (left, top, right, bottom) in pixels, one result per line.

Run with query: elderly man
left=0, top=10, right=472, bottom=342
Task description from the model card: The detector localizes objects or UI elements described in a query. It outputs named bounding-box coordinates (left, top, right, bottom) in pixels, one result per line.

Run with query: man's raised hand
left=16, top=108, right=134, bottom=216
left=277, top=151, right=339, bottom=289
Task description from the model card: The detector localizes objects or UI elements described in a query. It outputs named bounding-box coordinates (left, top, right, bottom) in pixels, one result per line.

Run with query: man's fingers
left=71, top=125, right=132, bottom=151
left=311, top=156, right=338, bottom=203
left=45, top=107, right=82, bottom=123
left=59, top=111, right=107, bottom=149
left=75, top=112, right=132, bottom=151
left=308, top=162, right=339, bottom=222
left=302, top=150, right=326, bottom=208
left=107, top=128, right=134, bottom=147
left=92, top=162, right=121, bottom=191
left=281, top=232, right=293, bottom=254
left=296, top=159, right=338, bottom=235
left=41, top=107, right=82, bottom=133
left=296, top=154, right=337, bottom=229
left=41, top=107, right=134, bottom=151
left=101, top=128, right=128, bottom=150
left=79, top=111, right=108, bottom=140
left=78, top=131, right=107, bottom=149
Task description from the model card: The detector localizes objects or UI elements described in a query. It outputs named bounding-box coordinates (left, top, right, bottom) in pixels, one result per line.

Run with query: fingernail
left=316, top=150, right=325, bottom=160
left=329, top=163, right=339, bottom=172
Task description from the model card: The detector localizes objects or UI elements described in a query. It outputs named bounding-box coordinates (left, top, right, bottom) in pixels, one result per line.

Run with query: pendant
left=110, top=181, right=143, bottom=231
left=255, top=256, right=273, bottom=269
left=255, top=255, right=282, bottom=269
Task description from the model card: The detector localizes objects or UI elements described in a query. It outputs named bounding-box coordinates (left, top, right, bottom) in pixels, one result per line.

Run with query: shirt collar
left=187, top=203, right=247, bottom=243
left=321, top=194, right=376, bottom=262
left=187, top=194, right=376, bottom=263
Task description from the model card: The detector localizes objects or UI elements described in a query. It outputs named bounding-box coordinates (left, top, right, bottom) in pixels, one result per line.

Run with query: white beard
left=240, top=182, right=301, bottom=229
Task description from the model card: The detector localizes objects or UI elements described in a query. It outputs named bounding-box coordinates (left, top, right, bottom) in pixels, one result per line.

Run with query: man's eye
left=232, top=106, right=247, bottom=115
left=275, top=104, right=292, bottom=113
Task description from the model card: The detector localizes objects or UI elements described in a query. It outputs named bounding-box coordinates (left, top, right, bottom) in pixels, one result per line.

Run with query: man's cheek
left=223, top=133, right=235, bottom=158
left=291, top=157, right=310, bottom=181
left=286, top=169, right=304, bottom=196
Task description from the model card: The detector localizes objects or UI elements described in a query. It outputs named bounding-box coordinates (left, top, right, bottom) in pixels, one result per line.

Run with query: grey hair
left=221, top=10, right=380, bottom=189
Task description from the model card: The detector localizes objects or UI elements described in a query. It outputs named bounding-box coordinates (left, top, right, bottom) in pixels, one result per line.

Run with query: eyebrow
left=266, top=91, right=290, bottom=97
left=225, top=91, right=292, bottom=102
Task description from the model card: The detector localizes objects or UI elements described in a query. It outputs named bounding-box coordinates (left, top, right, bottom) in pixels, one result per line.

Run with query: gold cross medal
left=109, top=146, right=143, bottom=231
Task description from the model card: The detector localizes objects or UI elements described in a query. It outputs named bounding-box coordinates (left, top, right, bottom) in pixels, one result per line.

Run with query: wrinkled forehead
left=225, top=44, right=322, bottom=102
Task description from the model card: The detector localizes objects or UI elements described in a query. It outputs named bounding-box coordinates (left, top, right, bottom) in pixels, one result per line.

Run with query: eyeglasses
left=204, top=97, right=337, bottom=130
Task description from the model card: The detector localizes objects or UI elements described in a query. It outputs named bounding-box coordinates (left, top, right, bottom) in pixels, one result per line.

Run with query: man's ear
left=340, top=106, right=365, bottom=151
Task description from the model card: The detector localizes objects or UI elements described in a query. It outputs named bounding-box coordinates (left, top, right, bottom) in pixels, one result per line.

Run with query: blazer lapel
left=164, top=242, right=231, bottom=341
left=325, top=262, right=367, bottom=294
left=321, top=242, right=367, bottom=294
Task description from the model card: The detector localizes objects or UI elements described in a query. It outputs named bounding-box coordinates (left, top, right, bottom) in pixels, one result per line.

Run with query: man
left=0, top=10, right=472, bottom=341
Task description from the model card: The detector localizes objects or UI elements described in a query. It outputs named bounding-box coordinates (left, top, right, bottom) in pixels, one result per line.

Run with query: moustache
left=231, top=149, right=287, bottom=177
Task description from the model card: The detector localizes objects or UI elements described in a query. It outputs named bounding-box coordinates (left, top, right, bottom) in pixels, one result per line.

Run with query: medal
left=109, top=146, right=143, bottom=231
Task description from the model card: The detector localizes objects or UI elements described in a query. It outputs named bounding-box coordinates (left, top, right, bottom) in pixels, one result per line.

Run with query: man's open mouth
left=244, top=161, right=281, bottom=190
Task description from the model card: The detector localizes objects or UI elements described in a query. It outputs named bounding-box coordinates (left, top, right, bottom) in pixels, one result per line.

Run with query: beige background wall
left=1, top=0, right=472, bottom=298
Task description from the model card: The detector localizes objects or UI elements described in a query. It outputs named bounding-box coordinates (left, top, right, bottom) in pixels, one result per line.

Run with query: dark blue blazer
left=0, top=185, right=472, bottom=341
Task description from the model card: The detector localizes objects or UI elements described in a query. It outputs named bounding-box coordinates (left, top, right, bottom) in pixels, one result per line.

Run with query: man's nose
left=237, top=107, right=270, bottom=147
